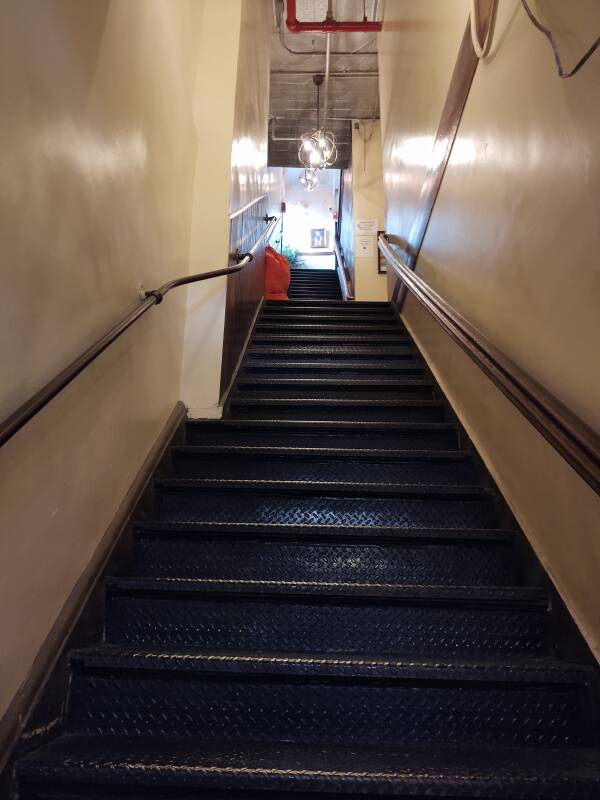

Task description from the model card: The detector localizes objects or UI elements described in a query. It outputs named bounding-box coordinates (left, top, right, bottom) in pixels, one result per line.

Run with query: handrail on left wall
left=0, top=214, right=279, bottom=449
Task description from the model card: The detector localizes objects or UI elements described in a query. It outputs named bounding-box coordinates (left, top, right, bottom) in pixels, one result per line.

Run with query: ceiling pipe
left=323, top=33, right=331, bottom=130
left=286, top=0, right=382, bottom=34
left=276, top=1, right=377, bottom=55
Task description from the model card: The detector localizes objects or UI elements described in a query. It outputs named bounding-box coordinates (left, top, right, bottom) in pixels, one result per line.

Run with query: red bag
left=264, top=246, right=290, bottom=301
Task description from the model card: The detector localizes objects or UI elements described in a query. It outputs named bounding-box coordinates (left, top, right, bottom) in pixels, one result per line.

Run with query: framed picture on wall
left=311, top=228, right=329, bottom=249
left=378, top=231, right=387, bottom=273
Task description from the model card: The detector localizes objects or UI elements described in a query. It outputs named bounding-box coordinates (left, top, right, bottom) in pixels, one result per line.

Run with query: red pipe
left=286, top=0, right=382, bottom=33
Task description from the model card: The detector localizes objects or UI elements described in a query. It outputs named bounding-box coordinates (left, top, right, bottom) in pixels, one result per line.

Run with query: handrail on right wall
left=378, top=234, right=600, bottom=495
left=333, top=236, right=354, bottom=301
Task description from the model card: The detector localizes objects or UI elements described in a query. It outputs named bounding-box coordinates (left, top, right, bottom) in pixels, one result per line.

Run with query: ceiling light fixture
left=297, top=38, right=338, bottom=186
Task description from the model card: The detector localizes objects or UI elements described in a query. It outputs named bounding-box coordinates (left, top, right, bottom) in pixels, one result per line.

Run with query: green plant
left=278, top=245, right=302, bottom=268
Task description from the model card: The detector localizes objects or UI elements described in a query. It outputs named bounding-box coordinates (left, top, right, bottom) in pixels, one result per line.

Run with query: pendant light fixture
left=298, top=34, right=337, bottom=188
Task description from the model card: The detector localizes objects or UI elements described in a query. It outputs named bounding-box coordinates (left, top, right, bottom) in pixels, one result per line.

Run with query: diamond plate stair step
left=133, top=522, right=517, bottom=585
left=241, top=362, right=427, bottom=377
left=105, top=577, right=549, bottom=657
left=241, top=360, right=427, bottom=376
left=289, top=282, right=341, bottom=288
left=289, top=277, right=340, bottom=281
left=155, top=478, right=489, bottom=499
left=62, top=646, right=596, bottom=749
left=153, top=485, right=497, bottom=530
left=170, top=448, right=478, bottom=486
left=235, top=376, right=433, bottom=389
left=264, top=305, right=390, bottom=314
left=246, top=345, right=418, bottom=360
left=18, top=737, right=600, bottom=800
left=229, top=397, right=446, bottom=421
left=233, top=387, right=436, bottom=403
left=288, top=290, right=341, bottom=294
left=264, top=299, right=390, bottom=307
left=259, top=312, right=396, bottom=322
left=185, top=419, right=460, bottom=450
left=255, top=322, right=404, bottom=333
left=251, top=334, right=410, bottom=345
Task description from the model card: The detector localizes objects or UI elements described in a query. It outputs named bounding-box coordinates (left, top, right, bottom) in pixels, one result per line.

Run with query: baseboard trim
left=0, top=400, right=187, bottom=794
left=219, top=297, right=264, bottom=410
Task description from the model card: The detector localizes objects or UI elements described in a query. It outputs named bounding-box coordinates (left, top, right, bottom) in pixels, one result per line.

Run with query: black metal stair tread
left=187, top=419, right=456, bottom=432
left=106, top=576, right=546, bottom=606
left=172, top=445, right=467, bottom=462
left=252, top=334, right=409, bottom=342
left=259, top=313, right=396, bottom=322
left=242, top=360, right=425, bottom=371
left=236, top=377, right=432, bottom=388
left=22, top=736, right=600, bottom=799
left=248, top=346, right=416, bottom=356
left=231, top=397, right=442, bottom=406
left=134, top=520, right=515, bottom=543
left=156, top=478, right=488, bottom=499
left=256, top=325, right=403, bottom=333
left=70, top=645, right=593, bottom=685
left=263, top=300, right=393, bottom=306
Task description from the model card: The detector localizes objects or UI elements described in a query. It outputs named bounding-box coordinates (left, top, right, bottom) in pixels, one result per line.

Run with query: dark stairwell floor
left=15, top=296, right=600, bottom=799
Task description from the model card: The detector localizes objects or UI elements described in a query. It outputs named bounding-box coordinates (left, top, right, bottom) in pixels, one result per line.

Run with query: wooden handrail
left=0, top=215, right=279, bottom=449
left=378, top=234, right=600, bottom=495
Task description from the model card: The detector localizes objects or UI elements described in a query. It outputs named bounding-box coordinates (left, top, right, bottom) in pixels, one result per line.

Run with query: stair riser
left=134, top=536, right=517, bottom=585
left=252, top=337, right=409, bottom=346
left=233, top=390, right=436, bottom=403
left=246, top=350, right=417, bottom=361
left=170, top=454, right=477, bottom=485
left=155, top=489, right=495, bottom=528
left=255, top=321, right=406, bottom=336
left=185, top=427, right=459, bottom=450
left=265, top=300, right=390, bottom=307
left=67, top=671, right=587, bottom=749
left=229, top=404, right=445, bottom=422
left=106, top=594, right=548, bottom=658
left=240, top=364, right=428, bottom=377
left=288, top=285, right=341, bottom=289
left=260, top=314, right=396, bottom=322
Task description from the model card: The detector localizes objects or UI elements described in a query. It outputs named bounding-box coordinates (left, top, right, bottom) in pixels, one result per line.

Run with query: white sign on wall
left=355, top=218, right=378, bottom=235
left=355, top=218, right=377, bottom=258
left=356, top=235, right=376, bottom=257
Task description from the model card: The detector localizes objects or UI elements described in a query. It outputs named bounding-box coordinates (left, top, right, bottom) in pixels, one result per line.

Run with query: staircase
left=16, top=298, right=600, bottom=798
left=288, top=265, right=343, bottom=300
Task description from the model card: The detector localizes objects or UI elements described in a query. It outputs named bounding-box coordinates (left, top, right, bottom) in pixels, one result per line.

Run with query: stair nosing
left=186, top=419, right=457, bottom=431
left=230, top=398, right=444, bottom=407
left=133, top=521, right=515, bottom=543
left=105, top=575, right=548, bottom=607
left=154, top=477, right=489, bottom=499
left=19, top=735, right=600, bottom=794
left=70, top=645, right=590, bottom=684
left=171, top=446, right=467, bottom=462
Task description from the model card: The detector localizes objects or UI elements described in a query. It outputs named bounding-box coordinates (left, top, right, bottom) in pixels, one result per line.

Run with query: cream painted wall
left=351, top=120, right=387, bottom=301
left=180, top=0, right=273, bottom=417
left=379, top=0, right=600, bottom=657
left=0, top=0, right=274, bottom=727
left=0, top=0, right=205, bottom=722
